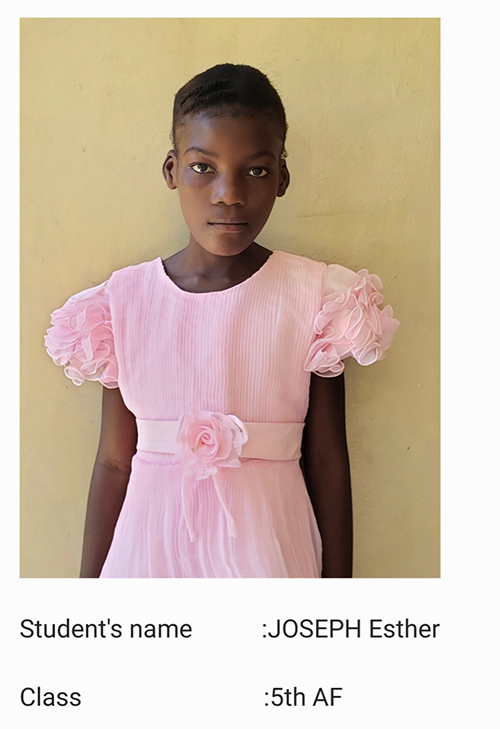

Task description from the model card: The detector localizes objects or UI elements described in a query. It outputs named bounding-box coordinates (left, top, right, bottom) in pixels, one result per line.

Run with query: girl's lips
left=208, top=222, right=248, bottom=231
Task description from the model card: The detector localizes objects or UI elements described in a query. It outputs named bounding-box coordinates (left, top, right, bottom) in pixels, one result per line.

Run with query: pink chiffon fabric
left=45, top=251, right=399, bottom=578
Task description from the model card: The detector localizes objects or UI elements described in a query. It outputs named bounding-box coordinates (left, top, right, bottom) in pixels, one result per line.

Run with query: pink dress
left=45, top=251, right=399, bottom=578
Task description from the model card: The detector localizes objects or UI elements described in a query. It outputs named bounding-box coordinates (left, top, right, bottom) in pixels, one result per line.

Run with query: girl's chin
left=190, top=235, right=255, bottom=257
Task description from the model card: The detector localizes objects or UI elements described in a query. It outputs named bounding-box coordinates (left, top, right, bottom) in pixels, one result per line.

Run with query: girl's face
left=163, top=113, right=290, bottom=256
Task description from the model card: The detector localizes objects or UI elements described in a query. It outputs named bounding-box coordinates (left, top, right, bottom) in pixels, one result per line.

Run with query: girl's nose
left=211, top=174, right=246, bottom=206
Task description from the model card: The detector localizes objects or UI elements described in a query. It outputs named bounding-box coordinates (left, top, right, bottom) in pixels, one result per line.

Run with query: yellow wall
left=20, top=18, right=439, bottom=578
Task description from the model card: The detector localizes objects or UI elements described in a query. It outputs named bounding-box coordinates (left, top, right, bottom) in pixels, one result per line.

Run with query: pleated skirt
left=100, top=452, right=322, bottom=578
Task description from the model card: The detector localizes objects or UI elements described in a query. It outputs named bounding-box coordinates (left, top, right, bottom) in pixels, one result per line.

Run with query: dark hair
left=171, top=63, right=288, bottom=157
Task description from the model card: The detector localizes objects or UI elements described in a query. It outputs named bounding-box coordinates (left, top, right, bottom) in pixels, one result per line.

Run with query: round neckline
left=156, top=250, right=278, bottom=296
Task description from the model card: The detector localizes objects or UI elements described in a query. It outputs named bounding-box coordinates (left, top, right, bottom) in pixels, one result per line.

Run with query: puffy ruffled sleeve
left=44, top=280, right=119, bottom=388
left=304, top=264, right=400, bottom=377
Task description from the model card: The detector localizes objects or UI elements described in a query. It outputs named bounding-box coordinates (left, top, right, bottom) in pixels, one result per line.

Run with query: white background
left=6, top=2, right=498, bottom=726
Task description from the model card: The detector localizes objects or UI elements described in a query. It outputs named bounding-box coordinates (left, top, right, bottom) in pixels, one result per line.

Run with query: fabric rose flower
left=175, top=411, right=249, bottom=480
left=44, top=282, right=118, bottom=387
left=304, top=266, right=400, bottom=376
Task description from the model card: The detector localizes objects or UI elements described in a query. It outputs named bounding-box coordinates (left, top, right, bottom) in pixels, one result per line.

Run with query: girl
left=45, top=64, right=399, bottom=579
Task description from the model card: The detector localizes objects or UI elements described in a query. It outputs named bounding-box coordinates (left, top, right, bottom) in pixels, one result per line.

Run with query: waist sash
left=135, top=414, right=304, bottom=541
left=137, top=419, right=304, bottom=460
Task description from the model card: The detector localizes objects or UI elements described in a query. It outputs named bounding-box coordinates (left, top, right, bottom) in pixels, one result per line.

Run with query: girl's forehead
left=176, top=113, right=283, bottom=157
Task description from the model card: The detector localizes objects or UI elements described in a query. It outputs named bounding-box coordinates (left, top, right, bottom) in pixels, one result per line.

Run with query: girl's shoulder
left=273, top=249, right=325, bottom=278
left=274, top=249, right=394, bottom=296
left=273, top=250, right=372, bottom=295
left=274, top=249, right=325, bottom=268
left=272, top=250, right=326, bottom=298
left=55, top=258, right=161, bottom=302
left=108, top=257, right=161, bottom=289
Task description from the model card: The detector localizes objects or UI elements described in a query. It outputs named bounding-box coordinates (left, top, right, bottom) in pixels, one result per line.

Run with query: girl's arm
left=79, top=387, right=137, bottom=578
left=301, top=372, right=353, bottom=578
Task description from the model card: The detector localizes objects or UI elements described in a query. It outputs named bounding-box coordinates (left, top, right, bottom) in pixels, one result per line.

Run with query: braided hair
left=171, top=64, right=288, bottom=157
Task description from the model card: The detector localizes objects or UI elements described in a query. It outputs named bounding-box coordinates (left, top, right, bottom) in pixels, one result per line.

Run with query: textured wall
left=20, top=18, right=439, bottom=577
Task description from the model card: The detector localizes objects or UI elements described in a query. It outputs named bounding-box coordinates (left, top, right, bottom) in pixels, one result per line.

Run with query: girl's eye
left=248, top=167, right=269, bottom=177
left=190, top=163, right=214, bottom=174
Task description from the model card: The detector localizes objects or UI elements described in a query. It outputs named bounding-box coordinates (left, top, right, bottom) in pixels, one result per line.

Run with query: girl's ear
left=277, top=160, right=290, bottom=198
left=163, top=150, right=178, bottom=190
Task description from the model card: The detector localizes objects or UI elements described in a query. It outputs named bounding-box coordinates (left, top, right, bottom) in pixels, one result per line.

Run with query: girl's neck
left=163, top=241, right=272, bottom=293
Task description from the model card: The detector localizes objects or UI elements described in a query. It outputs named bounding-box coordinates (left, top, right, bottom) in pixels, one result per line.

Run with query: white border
left=6, top=5, right=499, bottom=726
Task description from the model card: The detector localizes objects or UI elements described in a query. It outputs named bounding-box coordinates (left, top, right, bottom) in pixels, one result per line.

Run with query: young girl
left=45, top=64, right=399, bottom=579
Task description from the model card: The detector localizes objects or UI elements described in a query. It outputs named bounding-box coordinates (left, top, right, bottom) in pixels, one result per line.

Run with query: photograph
left=20, top=17, right=439, bottom=578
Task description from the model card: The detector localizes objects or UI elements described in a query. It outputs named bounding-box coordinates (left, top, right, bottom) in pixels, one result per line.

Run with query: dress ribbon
left=135, top=413, right=305, bottom=541
left=181, top=471, right=237, bottom=543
